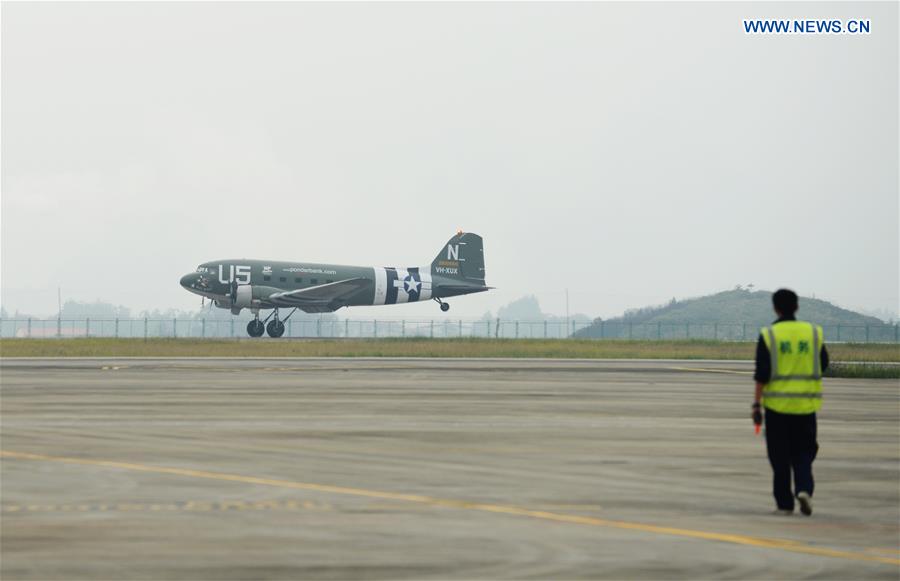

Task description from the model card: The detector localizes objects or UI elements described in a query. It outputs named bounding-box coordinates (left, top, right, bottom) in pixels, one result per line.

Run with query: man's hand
left=752, top=402, right=763, bottom=426
left=753, top=382, right=765, bottom=428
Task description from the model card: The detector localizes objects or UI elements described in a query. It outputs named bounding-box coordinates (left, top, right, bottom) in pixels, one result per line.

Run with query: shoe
left=773, top=509, right=793, bottom=516
left=797, top=492, right=813, bottom=516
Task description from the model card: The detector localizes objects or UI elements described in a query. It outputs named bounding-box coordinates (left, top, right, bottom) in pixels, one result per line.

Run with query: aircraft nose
left=180, top=273, right=197, bottom=289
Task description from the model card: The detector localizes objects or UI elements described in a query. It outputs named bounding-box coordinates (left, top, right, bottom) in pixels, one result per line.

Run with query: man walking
left=752, top=289, right=828, bottom=516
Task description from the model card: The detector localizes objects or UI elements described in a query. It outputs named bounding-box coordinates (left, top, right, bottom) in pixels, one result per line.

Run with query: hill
left=574, top=289, right=896, bottom=342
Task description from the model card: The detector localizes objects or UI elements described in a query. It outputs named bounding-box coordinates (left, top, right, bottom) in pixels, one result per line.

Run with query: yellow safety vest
left=760, top=321, right=824, bottom=414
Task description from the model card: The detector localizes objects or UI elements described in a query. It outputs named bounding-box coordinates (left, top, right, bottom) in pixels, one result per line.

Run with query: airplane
left=179, top=231, right=491, bottom=338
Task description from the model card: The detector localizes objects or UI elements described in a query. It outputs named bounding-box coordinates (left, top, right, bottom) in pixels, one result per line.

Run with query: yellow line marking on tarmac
left=670, top=366, right=753, bottom=376
left=2, top=450, right=897, bottom=567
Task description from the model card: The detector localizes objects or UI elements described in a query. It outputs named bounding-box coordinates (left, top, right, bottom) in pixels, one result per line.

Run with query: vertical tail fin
left=431, top=232, right=486, bottom=283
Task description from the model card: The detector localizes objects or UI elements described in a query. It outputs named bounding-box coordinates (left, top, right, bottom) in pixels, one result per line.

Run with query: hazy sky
left=2, top=2, right=897, bottom=320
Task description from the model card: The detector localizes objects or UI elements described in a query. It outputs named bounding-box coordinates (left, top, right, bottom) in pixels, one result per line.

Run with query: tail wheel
left=266, top=320, right=285, bottom=338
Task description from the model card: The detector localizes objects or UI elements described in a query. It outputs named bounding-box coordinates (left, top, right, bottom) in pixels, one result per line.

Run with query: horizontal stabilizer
left=434, top=284, right=493, bottom=293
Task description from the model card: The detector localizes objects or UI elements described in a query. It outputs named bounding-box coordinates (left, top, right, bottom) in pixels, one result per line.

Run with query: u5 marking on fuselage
left=218, top=265, right=251, bottom=284
left=179, top=232, right=491, bottom=338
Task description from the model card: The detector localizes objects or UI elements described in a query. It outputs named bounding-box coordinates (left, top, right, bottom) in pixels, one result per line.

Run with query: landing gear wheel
left=266, top=320, right=285, bottom=338
left=247, top=319, right=265, bottom=338
left=440, top=302, right=450, bottom=312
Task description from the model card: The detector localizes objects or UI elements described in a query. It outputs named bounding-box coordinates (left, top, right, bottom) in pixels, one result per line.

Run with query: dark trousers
left=764, top=409, right=818, bottom=511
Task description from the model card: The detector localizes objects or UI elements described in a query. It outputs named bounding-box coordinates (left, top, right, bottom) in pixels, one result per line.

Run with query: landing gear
left=266, top=319, right=285, bottom=338
left=247, top=318, right=265, bottom=337
left=434, top=297, right=450, bottom=312
left=245, top=309, right=296, bottom=338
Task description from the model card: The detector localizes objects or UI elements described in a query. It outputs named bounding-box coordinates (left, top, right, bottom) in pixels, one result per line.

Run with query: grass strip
left=825, top=362, right=900, bottom=379
left=1, top=337, right=898, bottom=363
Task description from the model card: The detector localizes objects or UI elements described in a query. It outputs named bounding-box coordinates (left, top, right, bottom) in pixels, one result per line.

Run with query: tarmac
left=1, top=358, right=898, bottom=579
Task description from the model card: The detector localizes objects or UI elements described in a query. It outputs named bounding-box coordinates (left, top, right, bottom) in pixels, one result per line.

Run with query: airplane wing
left=267, top=278, right=372, bottom=313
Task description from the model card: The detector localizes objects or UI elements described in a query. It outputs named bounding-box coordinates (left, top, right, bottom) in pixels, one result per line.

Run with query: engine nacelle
left=224, top=284, right=273, bottom=314
left=234, top=284, right=255, bottom=308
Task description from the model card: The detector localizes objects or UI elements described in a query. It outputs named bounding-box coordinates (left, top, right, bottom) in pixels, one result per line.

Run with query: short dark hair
left=772, top=288, right=798, bottom=315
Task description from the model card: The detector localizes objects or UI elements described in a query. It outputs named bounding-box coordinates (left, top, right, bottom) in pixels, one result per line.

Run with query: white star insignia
left=404, top=276, right=420, bottom=294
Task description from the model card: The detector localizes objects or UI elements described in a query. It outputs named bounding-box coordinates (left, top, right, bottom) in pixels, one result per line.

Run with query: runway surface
left=1, top=358, right=898, bottom=579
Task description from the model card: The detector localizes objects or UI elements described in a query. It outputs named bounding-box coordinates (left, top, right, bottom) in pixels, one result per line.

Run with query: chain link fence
left=0, top=317, right=587, bottom=340
left=0, top=317, right=898, bottom=342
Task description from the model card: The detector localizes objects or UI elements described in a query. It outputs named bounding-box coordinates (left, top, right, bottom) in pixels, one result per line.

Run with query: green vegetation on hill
left=575, top=289, right=896, bottom=341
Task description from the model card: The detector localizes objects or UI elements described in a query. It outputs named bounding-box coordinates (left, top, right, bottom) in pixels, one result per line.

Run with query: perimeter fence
left=1, top=317, right=898, bottom=343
